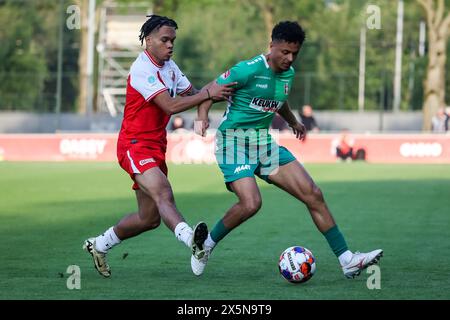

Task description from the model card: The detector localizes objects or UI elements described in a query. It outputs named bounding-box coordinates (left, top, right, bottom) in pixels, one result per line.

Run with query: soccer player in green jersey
left=192, top=21, right=383, bottom=279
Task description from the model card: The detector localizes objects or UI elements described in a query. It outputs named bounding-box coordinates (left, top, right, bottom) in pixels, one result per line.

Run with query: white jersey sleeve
left=172, top=62, right=192, bottom=95
left=129, top=62, right=168, bottom=102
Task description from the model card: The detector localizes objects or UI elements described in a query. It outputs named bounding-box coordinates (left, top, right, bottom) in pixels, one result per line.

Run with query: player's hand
left=207, top=81, right=237, bottom=103
left=290, top=122, right=306, bottom=141
left=194, top=119, right=209, bottom=137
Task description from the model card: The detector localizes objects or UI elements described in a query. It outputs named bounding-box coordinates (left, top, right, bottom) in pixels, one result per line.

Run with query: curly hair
left=271, top=21, right=306, bottom=45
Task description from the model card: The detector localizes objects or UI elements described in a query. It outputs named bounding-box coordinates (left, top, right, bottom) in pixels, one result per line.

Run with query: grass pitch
left=0, top=162, right=449, bottom=300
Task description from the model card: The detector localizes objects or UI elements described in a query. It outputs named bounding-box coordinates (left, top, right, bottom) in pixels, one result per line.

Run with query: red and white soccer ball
left=278, top=246, right=316, bottom=284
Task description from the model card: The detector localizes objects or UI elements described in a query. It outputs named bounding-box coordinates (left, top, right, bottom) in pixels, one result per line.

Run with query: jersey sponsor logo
left=256, top=83, right=268, bottom=89
left=148, top=75, right=156, bottom=84
left=249, top=97, right=281, bottom=113
left=234, top=164, right=251, bottom=174
left=254, top=75, right=271, bottom=80
left=221, top=70, right=231, bottom=79
left=139, top=158, right=156, bottom=166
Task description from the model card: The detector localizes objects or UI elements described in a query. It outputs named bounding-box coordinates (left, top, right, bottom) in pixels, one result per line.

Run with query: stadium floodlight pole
left=393, top=0, right=404, bottom=113
left=358, top=26, right=366, bottom=112
left=86, top=0, right=96, bottom=121
left=55, top=0, right=64, bottom=132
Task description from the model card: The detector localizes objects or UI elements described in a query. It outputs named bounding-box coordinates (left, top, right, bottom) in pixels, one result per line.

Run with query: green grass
left=0, top=162, right=449, bottom=300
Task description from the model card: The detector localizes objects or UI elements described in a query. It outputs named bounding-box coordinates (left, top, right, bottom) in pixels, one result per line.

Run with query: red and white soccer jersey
left=117, top=50, right=192, bottom=189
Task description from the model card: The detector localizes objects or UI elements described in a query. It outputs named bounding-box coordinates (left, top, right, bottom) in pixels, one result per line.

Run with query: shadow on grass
left=1, top=178, right=449, bottom=299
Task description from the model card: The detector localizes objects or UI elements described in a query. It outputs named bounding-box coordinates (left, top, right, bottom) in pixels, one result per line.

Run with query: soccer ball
left=278, top=246, right=316, bottom=283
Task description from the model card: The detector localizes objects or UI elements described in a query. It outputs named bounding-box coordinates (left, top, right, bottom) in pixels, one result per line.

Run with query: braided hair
left=139, top=15, right=178, bottom=46
left=271, top=21, right=306, bottom=45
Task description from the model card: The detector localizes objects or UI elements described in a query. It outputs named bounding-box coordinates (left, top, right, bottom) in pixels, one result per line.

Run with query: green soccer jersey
left=216, top=54, right=295, bottom=132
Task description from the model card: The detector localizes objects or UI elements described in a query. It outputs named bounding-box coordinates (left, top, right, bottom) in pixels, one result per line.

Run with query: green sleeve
left=216, top=62, right=252, bottom=89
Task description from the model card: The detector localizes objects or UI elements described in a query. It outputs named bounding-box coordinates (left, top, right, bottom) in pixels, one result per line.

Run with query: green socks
left=210, top=221, right=348, bottom=258
left=210, top=219, right=232, bottom=243
left=323, top=225, right=348, bottom=257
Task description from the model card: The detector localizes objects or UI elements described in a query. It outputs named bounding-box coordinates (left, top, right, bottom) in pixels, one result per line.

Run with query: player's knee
left=241, top=198, right=262, bottom=217
left=144, top=217, right=161, bottom=230
left=154, top=187, right=175, bottom=205
left=310, top=185, right=324, bottom=204
left=137, top=210, right=161, bottom=231
left=303, top=183, right=324, bottom=206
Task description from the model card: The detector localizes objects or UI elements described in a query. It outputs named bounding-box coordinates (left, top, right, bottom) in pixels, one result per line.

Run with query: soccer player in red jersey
left=83, top=15, right=235, bottom=277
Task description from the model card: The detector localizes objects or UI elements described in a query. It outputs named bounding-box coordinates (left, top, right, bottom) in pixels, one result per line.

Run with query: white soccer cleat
left=83, top=238, right=111, bottom=278
left=191, top=248, right=211, bottom=276
left=190, top=222, right=209, bottom=276
left=342, top=249, right=383, bottom=279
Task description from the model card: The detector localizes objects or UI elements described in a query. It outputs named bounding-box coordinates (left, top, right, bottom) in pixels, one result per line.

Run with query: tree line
left=0, top=0, right=448, bottom=130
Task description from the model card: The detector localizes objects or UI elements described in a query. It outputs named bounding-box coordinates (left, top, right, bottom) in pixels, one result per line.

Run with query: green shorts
left=215, top=137, right=296, bottom=191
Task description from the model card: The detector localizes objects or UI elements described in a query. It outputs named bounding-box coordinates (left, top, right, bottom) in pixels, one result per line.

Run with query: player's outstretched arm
left=153, top=82, right=235, bottom=115
left=195, top=99, right=213, bottom=136
left=179, top=86, right=200, bottom=97
left=278, top=102, right=306, bottom=141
